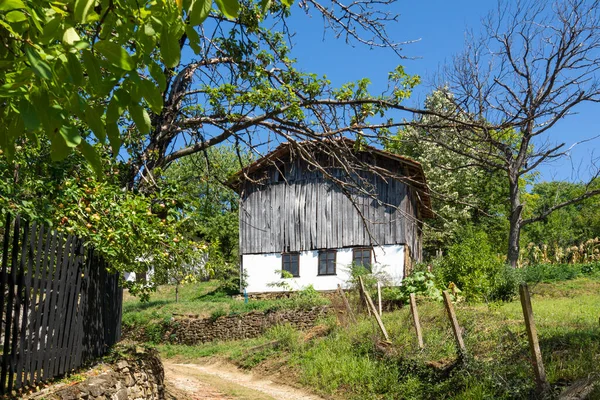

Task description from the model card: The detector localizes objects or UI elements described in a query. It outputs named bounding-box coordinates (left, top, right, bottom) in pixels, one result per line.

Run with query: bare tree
left=406, top=0, right=600, bottom=267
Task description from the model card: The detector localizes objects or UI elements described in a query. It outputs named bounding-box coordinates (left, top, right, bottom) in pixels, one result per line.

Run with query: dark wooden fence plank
left=59, top=238, right=81, bottom=374
left=43, top=232, right=67, bottom=381
left=37, top=229, right=58, bottom=384
left=0, top=214, right=12, bottom=395
left=1, top=216, right=20, bottom=393
left=51, top=234, right=73, bottom=377
left=27, top=224, right=45, bottom=386
left=16, top=222, right=37, bottom=389
left=9, top=219, right=29, bottom=392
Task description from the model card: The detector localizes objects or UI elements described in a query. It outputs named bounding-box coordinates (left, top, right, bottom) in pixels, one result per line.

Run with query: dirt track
left=163, top=361, right=325, bottom=400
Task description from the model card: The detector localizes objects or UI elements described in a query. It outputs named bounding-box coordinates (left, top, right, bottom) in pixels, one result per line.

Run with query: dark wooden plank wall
left=240, top=157, right=423, bottom=260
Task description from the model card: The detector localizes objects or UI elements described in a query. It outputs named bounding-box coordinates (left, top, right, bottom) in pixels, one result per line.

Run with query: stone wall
left=26, top=346, right=164, bottom=400
left=166, top=306, right=330, bottom=345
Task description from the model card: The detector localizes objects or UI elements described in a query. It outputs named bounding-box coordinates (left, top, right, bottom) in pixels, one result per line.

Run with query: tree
left=162, top=145, right=249, bottom=260
left=406, top=0, right=600, bottom=267
left=0, top=0, right=415, bottom=180
left=386, top=90, right=509, bottom=256
left=2, top=0, right=430, bottom=293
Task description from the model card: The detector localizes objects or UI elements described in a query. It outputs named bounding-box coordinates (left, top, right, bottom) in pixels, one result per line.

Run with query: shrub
left=489, top=265, right=523, bottom=301
left=381, top=271, right=443, bottom=303
left=435, top=227, right=506, bottom=301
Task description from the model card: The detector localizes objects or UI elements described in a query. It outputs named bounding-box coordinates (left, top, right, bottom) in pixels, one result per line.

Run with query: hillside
left=123, top=274, right=600, bottom=399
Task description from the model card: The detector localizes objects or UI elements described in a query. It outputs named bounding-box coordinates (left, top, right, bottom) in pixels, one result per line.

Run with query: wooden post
left=519, top=283, right=550, bottom=394
left=409, top=293, right=424, bottom=349
left=359, top=277, right=390, bottom=341
left=358, top=276, right=372, bottom=316
left=377, top=282, right=382, bottom=316
left=442, top=290, right=466, bottom=355
left=337, top=284, right=357, bottom=324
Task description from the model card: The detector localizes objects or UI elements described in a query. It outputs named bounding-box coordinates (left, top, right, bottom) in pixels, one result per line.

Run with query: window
left=353, top=248, right=372, bottom=271
left=282, top=253, right=299, bottom=277
left=318, top=250, right=336, bottom=275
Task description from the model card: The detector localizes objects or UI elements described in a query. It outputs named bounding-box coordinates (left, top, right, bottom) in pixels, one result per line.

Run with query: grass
left=149, top=276, right=600, bottom=399
left=122, top=281, right=329, bottom=342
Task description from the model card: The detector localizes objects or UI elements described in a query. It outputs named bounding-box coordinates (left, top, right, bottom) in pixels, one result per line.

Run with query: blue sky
left=279, top=0, right=600, bottom=183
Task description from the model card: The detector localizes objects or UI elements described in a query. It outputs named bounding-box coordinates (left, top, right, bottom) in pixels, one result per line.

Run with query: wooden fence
left=0, top=214, right=122, bottom=395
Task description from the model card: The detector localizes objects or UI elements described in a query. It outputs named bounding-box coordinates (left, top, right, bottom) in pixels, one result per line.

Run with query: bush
left=489, top=265, right=523, bottom=301
left=435, top=227, right=506, bottom=301
left=521, top=262, right=600, bottom=283
left=381, top=271, right=443, bottom=303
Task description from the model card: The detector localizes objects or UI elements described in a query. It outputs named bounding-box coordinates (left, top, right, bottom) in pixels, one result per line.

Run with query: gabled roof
left=228, top=138, right=433, bottom=219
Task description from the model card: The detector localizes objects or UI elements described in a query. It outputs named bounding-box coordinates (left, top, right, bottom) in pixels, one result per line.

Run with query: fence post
left=519, top=283, right=550, bottom=394
left=409, top=293, right=424, bottom=349
left=442, top=290, right=466, bottom=356
left=359, top=277, right=390, bottom=342
left=377, top=282, right=382, bottom=316
left=358, top=276, right=372, bottom=316
left=337, top=284, right=357, bottom=324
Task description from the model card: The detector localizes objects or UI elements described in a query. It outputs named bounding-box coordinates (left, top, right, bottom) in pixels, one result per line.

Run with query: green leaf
left=260, top=0, right=271, bottom=15
left=74, top=0, right=95, bottom=23
left=160, top=24, right=181, bottom=68
left=280, top=0, right=293, bottom=7
left=18, top=98, right=41, bottom=132
left=85, top=104, right=106, bottom=143
left=59, top=124, right=82, bottom=148
left=185, top=25, right=201, bottom=54
left=79, top=141, right=103, bottom=177
left=214, top=0, right=239, bottom=19
left=82, top=49, right=102, bottom=88
left=49, top=133, right=71, bottom=161
left=139, top=78, right=163, bottom=114
left=128, top=103, right=151, bottom=135
left=66, top=52, right=83, bottom=85
left=5, top=10, right=26, bottom=22
left=189, top=0, right=212, bottom=26
left=149, top=61, right=167, bottom=92
left=24, top=45, right=53, bottom=80
left=0, top=0, right=25, bottom=12
left=41, top=16, right=62, bottom=43
left=94, top=40, right=135, bottom=71
left=106, top=121, right=122, bottom=156
left=62, top=27, right=80, bottom=45
left=106, top=91, right=129, bottom=123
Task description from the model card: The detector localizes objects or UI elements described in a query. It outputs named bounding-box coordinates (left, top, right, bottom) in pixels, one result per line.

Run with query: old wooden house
left=229, top=140, right=432, bottom=293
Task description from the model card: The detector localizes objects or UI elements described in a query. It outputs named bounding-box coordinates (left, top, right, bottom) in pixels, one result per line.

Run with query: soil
left=163, top=360, right=326, bottom=400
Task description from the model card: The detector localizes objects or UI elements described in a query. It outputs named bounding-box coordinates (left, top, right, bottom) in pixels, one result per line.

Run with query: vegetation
left=151, top=275, right=600, bottom=399
left=122, top=281, right=329, bottom=342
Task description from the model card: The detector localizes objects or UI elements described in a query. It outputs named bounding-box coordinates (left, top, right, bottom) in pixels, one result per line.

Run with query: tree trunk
left=508, top=174, right=523, bottom=268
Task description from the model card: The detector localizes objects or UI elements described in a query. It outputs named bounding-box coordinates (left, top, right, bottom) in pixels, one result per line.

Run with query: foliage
left=434, top=226, right=506, bottom=301
left=0, top=0, right=248, bottom=169
left=521, top=180, right=600, bottom=251
left=385, top=90, right=510, bottom=256
left=162, top=146, right=247, bottom=262
left=381, top=271, right=443, bottom=303
left=520, top=262, right=600, bottom=284
left=345, top=262, right=391, bottom=293
left=0, top=143, right=204, bottom=298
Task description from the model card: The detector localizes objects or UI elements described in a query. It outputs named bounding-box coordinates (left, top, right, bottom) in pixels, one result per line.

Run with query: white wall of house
left=242, top=245, right=405, bottom=293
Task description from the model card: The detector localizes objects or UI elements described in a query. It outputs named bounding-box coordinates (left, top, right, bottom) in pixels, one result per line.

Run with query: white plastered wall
left=242, top=245, right=405, bottom=293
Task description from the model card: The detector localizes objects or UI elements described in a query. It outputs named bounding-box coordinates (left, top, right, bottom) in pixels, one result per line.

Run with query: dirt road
left=163, top=361, right=325, bottom=400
